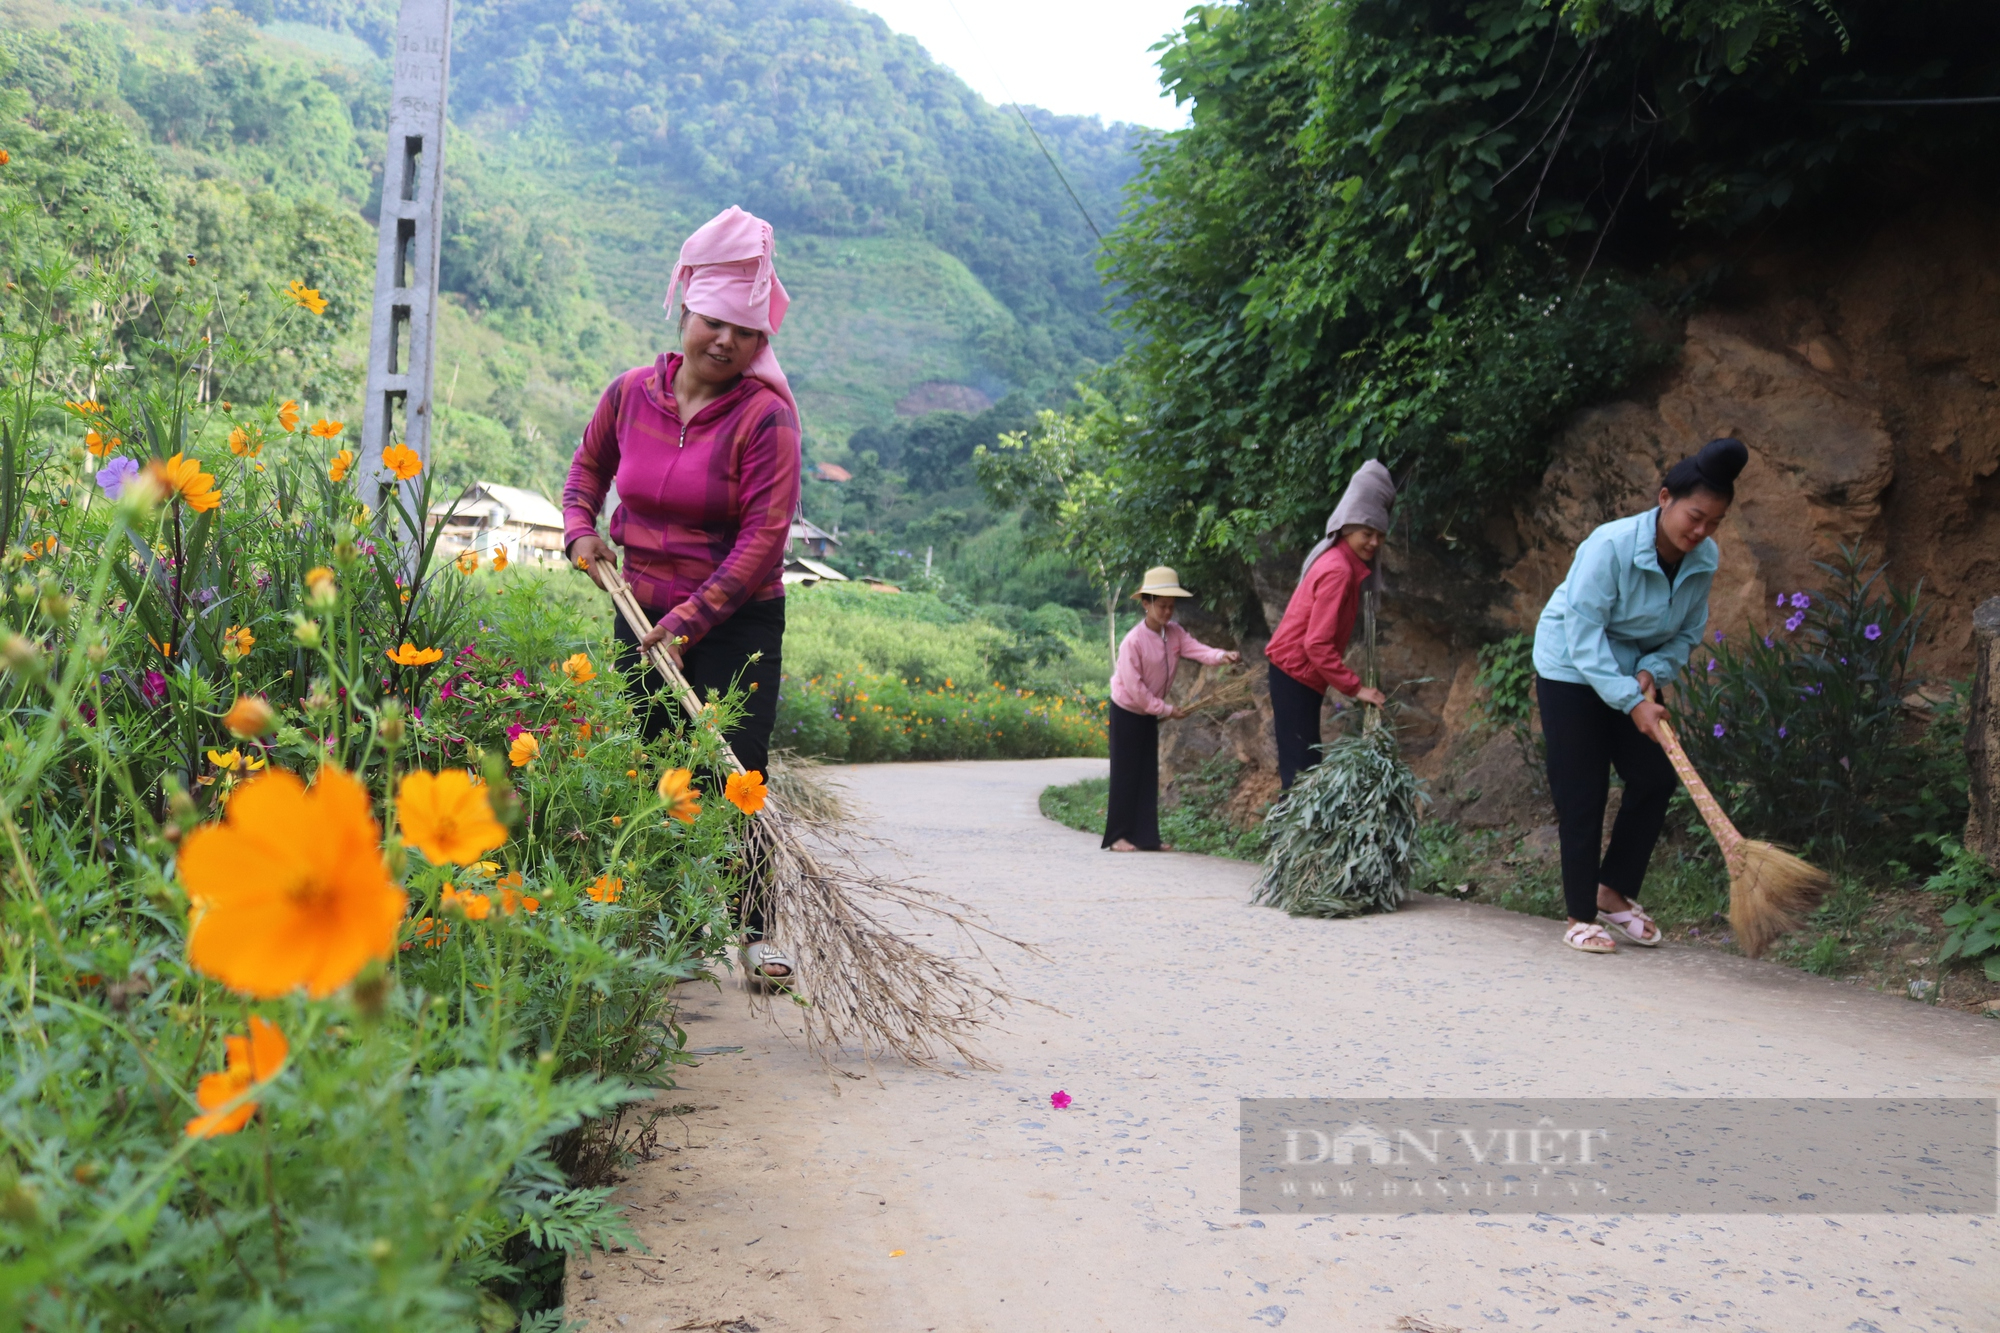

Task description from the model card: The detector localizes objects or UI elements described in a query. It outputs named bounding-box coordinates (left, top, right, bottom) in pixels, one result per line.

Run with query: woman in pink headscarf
left=564, top=206, right=802, bottom=984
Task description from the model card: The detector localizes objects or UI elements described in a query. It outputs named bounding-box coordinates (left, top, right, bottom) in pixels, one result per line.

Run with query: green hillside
left=0, top=0, right=1138, bottom=541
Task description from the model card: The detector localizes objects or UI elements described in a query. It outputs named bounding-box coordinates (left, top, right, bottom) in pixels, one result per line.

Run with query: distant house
left=789, top=516, right=841, bottom=559
left=783, top=556, right=848, bottom=587
left=431, top=482, right=567, bottom=568
left=810, top=461, right=852, bottom=483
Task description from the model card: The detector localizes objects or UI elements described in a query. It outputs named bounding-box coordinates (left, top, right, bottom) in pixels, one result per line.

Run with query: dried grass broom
left=1253, top=590, right=1423, bottom=918
left=1655, top=719, right=1833, bottom=958
left=592, top=557, right=1018, bottom=1069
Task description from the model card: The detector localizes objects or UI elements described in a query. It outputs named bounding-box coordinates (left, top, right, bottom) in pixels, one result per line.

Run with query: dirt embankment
left=1160, top=204, right=2000, bottom=829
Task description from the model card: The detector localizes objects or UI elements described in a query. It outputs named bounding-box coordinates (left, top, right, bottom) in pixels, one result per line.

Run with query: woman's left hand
left=1223, top=651, right=1242, bottom=664
left=640, top=623, right=686, bottom=667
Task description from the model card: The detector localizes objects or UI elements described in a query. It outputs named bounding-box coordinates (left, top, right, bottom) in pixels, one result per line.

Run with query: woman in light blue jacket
left=1532, top=438, right=1746, bottom=954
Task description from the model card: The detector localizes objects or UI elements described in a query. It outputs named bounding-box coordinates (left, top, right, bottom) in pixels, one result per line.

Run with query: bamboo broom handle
left=1653, top=718, right=1744, bottom=860
left=591, top=555, right=750, bottom=777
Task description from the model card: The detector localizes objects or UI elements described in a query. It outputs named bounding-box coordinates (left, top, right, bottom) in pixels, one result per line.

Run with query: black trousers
left=614, top=596, right=785, bottom=936
left=1269, top=664, right=1326, bottom=791
left=1102, top=702, right=1161, bottom=850
left=1536, top=677, right=1679, bottom=922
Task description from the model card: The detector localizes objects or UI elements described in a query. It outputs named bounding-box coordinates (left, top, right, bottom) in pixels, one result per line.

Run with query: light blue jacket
left=1532, top=508, right=1716, bottom=715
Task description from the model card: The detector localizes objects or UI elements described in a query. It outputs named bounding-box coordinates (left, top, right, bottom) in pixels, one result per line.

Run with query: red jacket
left=1266, top=543, right=1369, bottom=695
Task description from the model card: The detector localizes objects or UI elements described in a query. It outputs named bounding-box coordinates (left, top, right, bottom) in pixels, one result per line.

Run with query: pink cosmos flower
left=1050, top=1090, right=1073, bottom=1110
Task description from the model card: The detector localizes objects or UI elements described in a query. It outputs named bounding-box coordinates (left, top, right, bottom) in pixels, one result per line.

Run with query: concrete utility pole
left=361, top=0, right=453, bottom=524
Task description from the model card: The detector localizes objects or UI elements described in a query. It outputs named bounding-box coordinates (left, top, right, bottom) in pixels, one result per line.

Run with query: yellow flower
left=304, top=566, right=337, bottom=606
left=586, top=875, right=623, bottom=903
left=149, top=453, right=220, bottom=512
left=309, top=418, right=344, bottom=440
left=207, top=747, right=243, bottom=771
left=397, top=769, right=507, bottom=866
left=227, top=426, right=262, bottom=458
left=385, top=642, right=444, bottom=667
left=469, top=860, right=501, bottom=877
left=184, top=1015, right=288, bottom=1139
left=509, top=733, right=541, bottom=768
left=221, top=624, right=254, bottom=664
left=657, top=767, right=701, bottom=824
left=381, top=443, right=422, bottom=480
left=725, top=769, right=768, bottom=816
left=561, top=653, right=596, bottom=684
left=278, top=400, right=301, bottom=433
left=491, top=545, right=509, bottom=572
left=180, top=767, right=406, bottom=998
left=285, top=279, right=328, bottom=315
left=224, top=696, right=274, bottom=738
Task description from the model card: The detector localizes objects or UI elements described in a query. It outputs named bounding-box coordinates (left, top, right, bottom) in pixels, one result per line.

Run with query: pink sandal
left=1600, top=903, right=1661, bottom=947
left=1564, top=920, right=1617, bottom=954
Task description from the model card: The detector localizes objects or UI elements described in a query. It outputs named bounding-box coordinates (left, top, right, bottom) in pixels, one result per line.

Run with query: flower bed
left=0, top=269, right=754, bottom=1325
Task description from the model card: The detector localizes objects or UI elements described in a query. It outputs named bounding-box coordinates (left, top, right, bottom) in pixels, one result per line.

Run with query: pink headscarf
left=663, top=206, right=799, bottom=430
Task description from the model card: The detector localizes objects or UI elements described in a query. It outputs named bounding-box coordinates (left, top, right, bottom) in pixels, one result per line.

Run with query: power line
left=939, top=0, right=1106, bottom=245
left=1815, top=95, right=2000, bottom=106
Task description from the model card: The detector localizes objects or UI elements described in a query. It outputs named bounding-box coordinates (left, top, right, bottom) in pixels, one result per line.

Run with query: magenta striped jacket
left=562, top=354, right=801, bottom=646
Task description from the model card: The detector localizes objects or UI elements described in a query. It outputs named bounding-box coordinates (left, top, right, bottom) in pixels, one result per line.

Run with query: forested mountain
left=1, top=0, right=1140, bottom=589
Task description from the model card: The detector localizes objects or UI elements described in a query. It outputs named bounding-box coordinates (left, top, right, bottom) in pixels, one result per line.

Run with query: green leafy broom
left=1254, top=589, right=1424, bottom=918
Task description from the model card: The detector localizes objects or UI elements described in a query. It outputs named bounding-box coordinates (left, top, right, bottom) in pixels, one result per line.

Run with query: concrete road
left=570, top=758, right=2000, bottom=1333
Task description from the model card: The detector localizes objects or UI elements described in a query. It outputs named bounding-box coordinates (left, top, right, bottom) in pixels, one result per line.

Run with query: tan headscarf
left=1299, top=459, right=1396, bottom=581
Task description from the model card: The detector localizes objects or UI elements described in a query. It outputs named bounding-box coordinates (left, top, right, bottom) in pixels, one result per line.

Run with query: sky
left=849, top=0, right=1196, bottom=131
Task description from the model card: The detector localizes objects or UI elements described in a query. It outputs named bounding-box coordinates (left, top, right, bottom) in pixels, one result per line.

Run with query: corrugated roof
left=430, top=481, right=564, bottom=529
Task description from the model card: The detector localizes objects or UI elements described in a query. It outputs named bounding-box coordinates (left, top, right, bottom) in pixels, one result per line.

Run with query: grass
left=1038, top=758, right=1263, bottom=860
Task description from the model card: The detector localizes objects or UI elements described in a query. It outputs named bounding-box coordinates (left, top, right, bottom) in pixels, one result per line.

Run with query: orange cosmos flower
left=185, top=1015, right=289, bottom=1138
left=440, top=885, right=492, bottom=920
left=221, top=624, right=254, bottom=663
left=509, top=732, right=540, bottom=768
left=725, top=770, right=769, bottom=816
left=84, top=430, right=119, bottom=457
left=278, top=400, right=301, bottom=433
left=497, top=871, right=524, bottom=889
left=491, top=546, right=509, bottom=571
left=65, top=399, right=104, bottom=417
left=308, top=418, right=343, bottom=440
left=407, top=916, right=449, bottom=949
left=149, top=453, right=220, bottom=512
left=657, top=768, right=701, bottom=824
left=180, top=767, right=405, bottom=998
left=381, top=443, right=422, bottom=480
left=561, top=653, right=596, bottom=684
left=455, top=549, right=479, bottom=574
left=327, top=448, right=355, bottom=482
left=385, top=642, right=444, bottom=667
left=586, top=875, right=623, bottom=903
left=398, top=769, right=507, bottom=865
left=498, top=886, right=539, bottom=915
left=224, top=695, right=274, bottom=738
left=285, top=279, right=328, bottom=315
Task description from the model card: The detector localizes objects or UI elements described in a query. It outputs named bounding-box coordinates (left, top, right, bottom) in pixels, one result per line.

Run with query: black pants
left=1102, top=702, right=1161, bottom=849
left=1536, top=677, right=1679, bottom=922
left=615, top=596, right=785, bottom=936
left=1269, top=664, right=1327, bottom=791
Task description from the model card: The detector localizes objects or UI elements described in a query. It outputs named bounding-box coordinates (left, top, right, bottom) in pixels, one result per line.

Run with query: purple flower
left=1839, top=656, right=1847, bottom=665
left=1775, top=593, right=1786, bottom=608
left=1784, top=613, right=1804, bottom=633
left=1864, top=623, right=1882, bottom=641
left=506, top=722, right=525, bottom=742
left=1763, top=635, right=1774, bottom=648
left=1713, top=723, right=1727, bottom=738
left=438, top=679, right=457, bottom=702
left=1778, top=726, right=1788, bottom=739
left=1714, top=629, right=1725, bottom=643
left=139, top=670, right=167, bottom=707
left=95, top=456, right=139, bottom=499
left=510, top=669, right=530, bottom=689
left=1790, top=592, right=1811, bottom=610
left=1707, top=658, right=1718, bottom=672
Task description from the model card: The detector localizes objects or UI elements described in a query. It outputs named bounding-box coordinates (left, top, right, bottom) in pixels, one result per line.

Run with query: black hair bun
left=1696, top=437, right=1748, bottom=486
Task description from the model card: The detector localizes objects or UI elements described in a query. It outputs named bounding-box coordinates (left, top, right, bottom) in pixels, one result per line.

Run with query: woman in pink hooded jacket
left=563, top=206, right=801, bottom=985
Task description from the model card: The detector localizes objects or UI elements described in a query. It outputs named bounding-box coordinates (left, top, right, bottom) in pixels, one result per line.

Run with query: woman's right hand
left=569, top=534, right=614, bottom=589
left=1631, top=698, right=1670, bottom=744
left=1355, top=686, right=1388, bottom=707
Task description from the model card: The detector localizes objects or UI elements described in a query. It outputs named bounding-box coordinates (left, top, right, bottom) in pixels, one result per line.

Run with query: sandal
left=1600, top=903, right=1661, bottom=948
left=741, top=940, right=795, bottom=988
left=1564, top=920, right=1617, bottom=954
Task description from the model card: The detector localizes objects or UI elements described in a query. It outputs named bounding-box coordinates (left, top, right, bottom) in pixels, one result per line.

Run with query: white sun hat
left=1133, top=566, right=1194, bottom=598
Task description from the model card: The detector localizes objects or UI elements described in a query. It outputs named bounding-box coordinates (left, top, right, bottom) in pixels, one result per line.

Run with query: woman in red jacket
left=1264, top=461, right=1394, bottom=789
